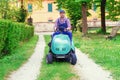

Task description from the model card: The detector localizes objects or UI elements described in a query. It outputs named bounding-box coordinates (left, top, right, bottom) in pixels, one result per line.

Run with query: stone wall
left=33, top=22, right=54, bottom=32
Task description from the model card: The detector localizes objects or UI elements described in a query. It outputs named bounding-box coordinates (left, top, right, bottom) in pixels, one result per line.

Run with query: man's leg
left=48, top=32, right=60, bottom=47
left=63, top=31, right=72, bottom=41
left=52, top=32, right=60, bottom=38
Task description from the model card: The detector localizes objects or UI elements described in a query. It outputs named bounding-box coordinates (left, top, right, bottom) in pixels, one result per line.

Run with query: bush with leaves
left=0, top=19, right=34, bottom=57
left=0, top=20, right=9, bottom=56
left=16, top=8, right=28, bottom=22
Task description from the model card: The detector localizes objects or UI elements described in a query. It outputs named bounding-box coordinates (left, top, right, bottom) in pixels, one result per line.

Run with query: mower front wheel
left=70, top=53, right=77, bottom=65
left=46, top=53, right=53, bottom=64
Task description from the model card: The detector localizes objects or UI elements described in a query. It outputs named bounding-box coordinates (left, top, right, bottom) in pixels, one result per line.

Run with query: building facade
left=31, top=0, right=59, bottom=22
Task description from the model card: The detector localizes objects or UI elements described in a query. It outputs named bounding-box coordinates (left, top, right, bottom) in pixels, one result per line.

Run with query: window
left=48, top=3, right=52, bottom=12
left=28, top=4, right=32, bottom=12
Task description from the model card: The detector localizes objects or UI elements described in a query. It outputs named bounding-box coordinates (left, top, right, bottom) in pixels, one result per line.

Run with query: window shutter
left=48, top=3, right=52, bottom=12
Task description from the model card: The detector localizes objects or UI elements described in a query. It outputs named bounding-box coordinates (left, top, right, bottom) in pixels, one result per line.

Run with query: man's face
left=60, top=12, right=65, bottom=18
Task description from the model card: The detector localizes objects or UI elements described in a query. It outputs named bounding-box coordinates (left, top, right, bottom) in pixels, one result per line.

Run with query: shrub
left=0, top=20, right=9, bottom=55
left=0, top=19, right=34, bottom=57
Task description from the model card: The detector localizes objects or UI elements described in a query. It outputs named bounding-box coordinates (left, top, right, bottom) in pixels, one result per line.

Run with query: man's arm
left=54, top=19, right=58, bottom=31
left=67, top=19, right=72, bottom=30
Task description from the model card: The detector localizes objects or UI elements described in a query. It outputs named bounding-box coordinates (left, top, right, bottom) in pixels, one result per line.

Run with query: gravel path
left=6, top=32, right=114, bottom=80
left=7, top=35, right=45, bottom=80
left=74, top=48, right=113, bottom=80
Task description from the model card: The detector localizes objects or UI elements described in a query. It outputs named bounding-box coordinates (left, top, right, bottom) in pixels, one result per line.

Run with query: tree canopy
left=56, top=0, right=120, bottom=21
left=0, top=0, right=42, bottom=22
left=106, top=0, right=120, bottom=21
left=56, top=0, right=82, bottom=27
left=56, top=0, right=120, bottom=33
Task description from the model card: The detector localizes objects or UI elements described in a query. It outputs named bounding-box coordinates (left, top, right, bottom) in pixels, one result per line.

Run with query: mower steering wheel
left=55, top=26, right=69, bottom=32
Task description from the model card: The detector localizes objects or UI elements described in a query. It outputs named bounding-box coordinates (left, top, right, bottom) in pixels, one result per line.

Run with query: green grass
left=37, top=35, right=79, bottom=80
left=0, top=35, right=38, bottom=80
left=73, top=32, right=120, bottom=80
left=87, top=27, right=120, bottom=34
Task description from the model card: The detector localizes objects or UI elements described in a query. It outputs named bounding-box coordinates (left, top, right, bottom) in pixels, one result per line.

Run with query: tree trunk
left=82, top=2, right=88, bottom=36
left=21, top=0, right=24, bottom=9
left=101, top=0, right=106, bottom=34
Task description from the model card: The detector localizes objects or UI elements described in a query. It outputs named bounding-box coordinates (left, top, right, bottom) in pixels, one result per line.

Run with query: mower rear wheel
left=46, top=53, right=53, bottom=64
left=70, top=53, right=77, bottom=65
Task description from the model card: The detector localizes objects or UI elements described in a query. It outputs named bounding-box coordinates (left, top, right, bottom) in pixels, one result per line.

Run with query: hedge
left=0, top=19, right=34, bottom=57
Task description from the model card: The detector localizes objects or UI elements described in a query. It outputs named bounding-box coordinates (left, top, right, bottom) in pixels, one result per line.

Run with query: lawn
left=0, top=35, right=38, bottom=80
left=73, top=32, right=120, bottom=80
left=37, top=35, right=79, bottom=80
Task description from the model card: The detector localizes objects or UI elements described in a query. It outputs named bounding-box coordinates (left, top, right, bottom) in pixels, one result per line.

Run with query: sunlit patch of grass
left=73, top=32, right=120, bottom=80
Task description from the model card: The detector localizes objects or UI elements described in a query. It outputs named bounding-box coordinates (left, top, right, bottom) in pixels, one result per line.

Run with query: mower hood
left=51, top=34, right=71, bottom=55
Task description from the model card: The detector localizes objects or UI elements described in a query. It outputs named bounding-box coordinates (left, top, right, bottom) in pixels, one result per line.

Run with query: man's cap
left=59, top=10, right=65, bottom=13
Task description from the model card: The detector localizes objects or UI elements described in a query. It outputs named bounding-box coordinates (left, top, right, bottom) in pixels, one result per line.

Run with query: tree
left=81, top=2, right=88, bottom=36
left=76, top=0, right=90, bottom=36
left=56, top=0, right=120, bottom=35
left=19, top=0, right=42, bottom=22
left=56, top=0, right=82, bottom=31
left=95, top=0, right=120, bottom=33
left=101, top=0, right=106, bottom=34
left=94, top=0, right=107, bottom=34
left=0, top=0, right=24, bottom=21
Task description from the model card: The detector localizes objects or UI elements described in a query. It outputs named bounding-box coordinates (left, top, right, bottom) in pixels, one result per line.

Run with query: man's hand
left=67, top=27, right=71, bottom=31
left=64, top=27, right=71, bottom=32
left=54, top=27, right=57, bottom=32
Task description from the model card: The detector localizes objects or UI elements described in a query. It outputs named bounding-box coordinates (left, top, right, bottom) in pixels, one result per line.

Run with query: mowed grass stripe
left=37, top=35, right=79, bottom=80
left=0, top=35, right=38, bottom=80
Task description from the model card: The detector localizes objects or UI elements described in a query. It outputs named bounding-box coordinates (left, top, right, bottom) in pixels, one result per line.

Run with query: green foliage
left=106, top=0, right=120, bottom=21
left=0, top=19, right=34, bottom=57
left=0, top=20, right=9, bottom=56
left=94, top=0, right=101, bottom=2
left=96, top=28, right=106, bottom=34
left=76, top=20, right=82, bottom=32
left=17, top=8, right=28, bottom=22
left=0, top=0, right=28, bottom=22
left=0, top=0, right=9, bottom=19
left=93, top=0, right=120, bottom=21
left=75, top=0, right=91, bottom=3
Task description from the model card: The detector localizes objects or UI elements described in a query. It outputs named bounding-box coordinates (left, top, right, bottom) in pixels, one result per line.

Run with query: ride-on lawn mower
left=46, top=27, right=77, bottom=65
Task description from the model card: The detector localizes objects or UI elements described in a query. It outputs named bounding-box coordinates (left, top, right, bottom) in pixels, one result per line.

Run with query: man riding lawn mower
left=46, top=10, right=77, bottom=65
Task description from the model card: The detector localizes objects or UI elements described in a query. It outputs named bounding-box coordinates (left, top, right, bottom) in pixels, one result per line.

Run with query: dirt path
left=74, top=48, right=113, bottom=80
left=7, top=35, right=45, bottom=80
